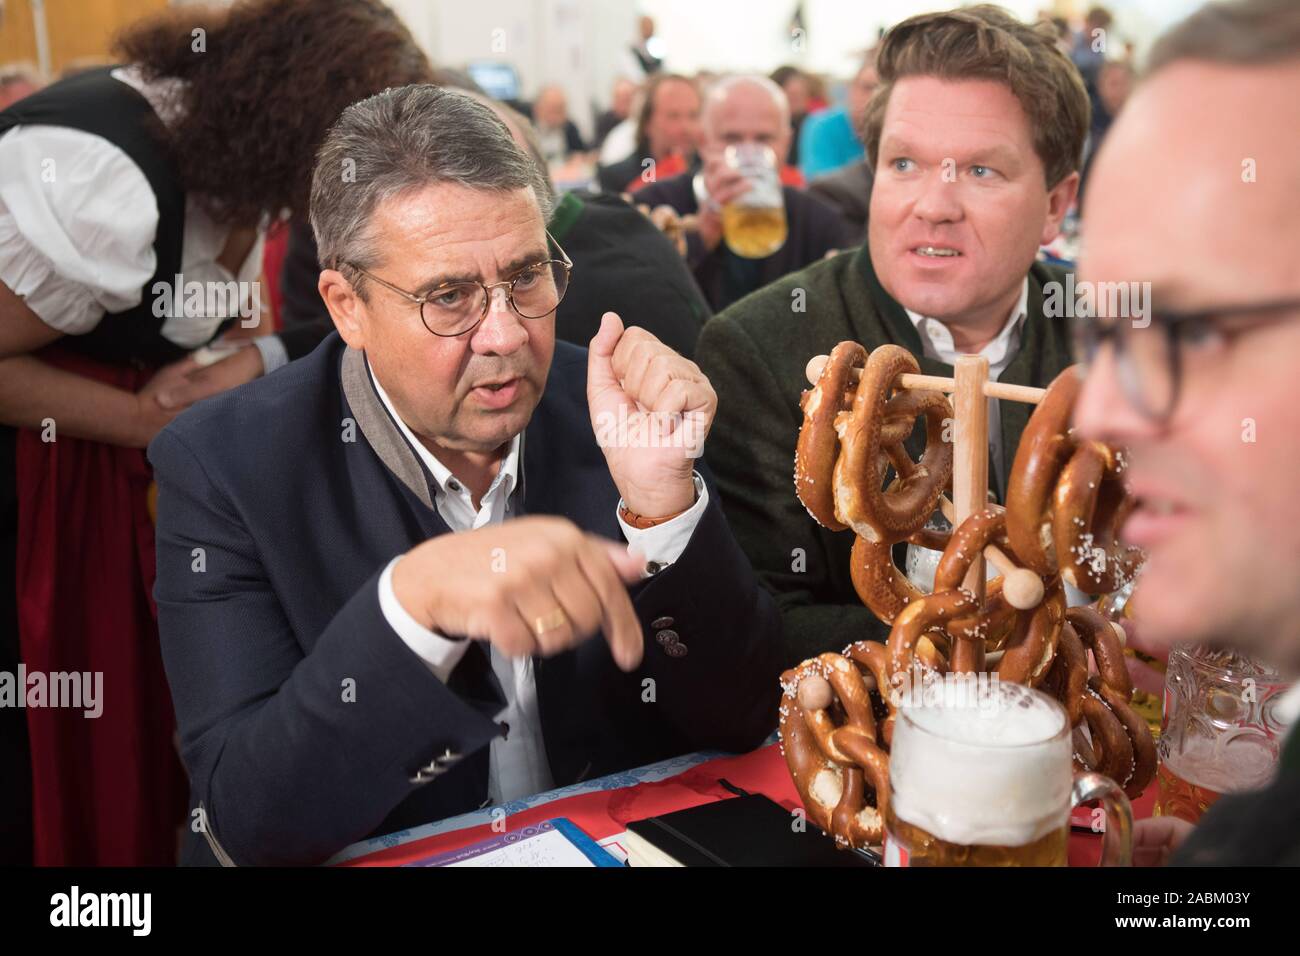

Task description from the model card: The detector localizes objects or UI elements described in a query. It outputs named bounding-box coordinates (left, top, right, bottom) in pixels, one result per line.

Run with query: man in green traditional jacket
left=696, top=6, right=1090, bottom=665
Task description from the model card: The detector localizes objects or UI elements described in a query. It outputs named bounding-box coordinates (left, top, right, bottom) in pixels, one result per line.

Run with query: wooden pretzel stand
left=779, top=347, right=1156, bottom=853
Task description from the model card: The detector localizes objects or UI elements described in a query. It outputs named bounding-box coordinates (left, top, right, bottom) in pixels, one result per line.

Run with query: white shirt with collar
left=904, top=278, right=1029, bottom=490
left=369, top=362, right=709, bottom=805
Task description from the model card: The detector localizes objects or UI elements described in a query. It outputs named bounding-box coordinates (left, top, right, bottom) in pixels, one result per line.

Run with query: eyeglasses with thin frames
left=1072, top=297, right=1300, bottom=422
left=344, top=231, right=573, bottom=337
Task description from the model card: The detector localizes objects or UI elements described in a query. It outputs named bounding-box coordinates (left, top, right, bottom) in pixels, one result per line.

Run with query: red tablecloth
left=340, top=743, right=1155, bottom=866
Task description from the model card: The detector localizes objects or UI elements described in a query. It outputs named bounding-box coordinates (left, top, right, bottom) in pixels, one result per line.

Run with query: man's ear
left=318, top=269, right=366, bottom=350
left=1040, top=171, right=1080, bottom=246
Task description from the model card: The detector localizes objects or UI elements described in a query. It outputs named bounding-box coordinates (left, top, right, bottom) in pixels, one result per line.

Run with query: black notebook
left=624, top=792, right=878, bottom=867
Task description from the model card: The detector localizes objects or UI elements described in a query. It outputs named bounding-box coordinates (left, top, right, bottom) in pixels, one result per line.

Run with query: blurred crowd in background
left=0, top=0, right=1199, bottom=867
left=0, top=2, right=1144, bottom=346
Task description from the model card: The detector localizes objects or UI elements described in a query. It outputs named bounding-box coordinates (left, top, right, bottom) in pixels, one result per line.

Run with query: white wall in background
left=636, top=0, right=1207, bottom=80
left=387, top=0, right=639, bottom=139
left=636, top=0, right=1045, bottom=78
left=1093, top=0, right=1207, bottom=65
left=387, top=0, right=1209, bottom=125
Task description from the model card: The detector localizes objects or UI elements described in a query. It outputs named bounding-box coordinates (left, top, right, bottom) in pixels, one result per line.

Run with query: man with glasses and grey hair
left=148, top=85, right=780, bottom=866
left=1072, top=0, right=1300, bottom=865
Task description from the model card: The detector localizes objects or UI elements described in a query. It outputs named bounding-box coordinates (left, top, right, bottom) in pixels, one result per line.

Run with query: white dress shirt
left=368, top=363, right=708, bottom=805
left=598, top=118, right=637, bottom=166
left=904, top=278, right=1029, bottom=491
left=0, top=65, right=287, bottom=372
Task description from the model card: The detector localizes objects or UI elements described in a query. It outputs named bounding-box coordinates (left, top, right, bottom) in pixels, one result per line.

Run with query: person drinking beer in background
left=1072, top=0, right=1300, bottom=866
left=634, top=75, right=855, bottom=312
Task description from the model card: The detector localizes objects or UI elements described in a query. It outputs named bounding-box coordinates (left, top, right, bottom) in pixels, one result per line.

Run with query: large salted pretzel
left=780, top=637, right=944, bottom=846
left=782, top=349, right=1156, bottom=849
left=796, top=342, right=1046, bottom=646
left=796, top=343, right=953, bottom=544
left=1005, top=369, right=1144, bottom=593
left=779, top=654, right=893, bottom=848
left=1042, top=606, right=1158, bottom=794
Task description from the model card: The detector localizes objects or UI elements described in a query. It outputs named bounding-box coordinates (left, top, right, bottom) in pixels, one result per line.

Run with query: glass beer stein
left=904, top=513, right=998, bottom=593
left=720, top=142, right=787, bottom=259
left=884, top=680, right=1134, bottom=866
left=1155, top=644, right=1292, bottom=824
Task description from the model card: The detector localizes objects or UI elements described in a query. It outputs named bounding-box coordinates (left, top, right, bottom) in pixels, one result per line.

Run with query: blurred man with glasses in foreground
left=1073, top=0, right=1300, bottom=865
left=148, top=86, right=779, bottom=865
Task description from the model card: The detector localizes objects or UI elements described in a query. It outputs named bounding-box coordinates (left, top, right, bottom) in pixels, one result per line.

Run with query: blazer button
left=664, top=642, right=689, bottom=658
left=651, top=616, right=674, bottom=629
left=411, top=745, right=460, bottom=782
left=655, top=628, right=680, bottom=647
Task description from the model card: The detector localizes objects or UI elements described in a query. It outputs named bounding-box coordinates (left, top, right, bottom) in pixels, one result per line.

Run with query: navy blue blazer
left=149, top=333, right=781, bottom=865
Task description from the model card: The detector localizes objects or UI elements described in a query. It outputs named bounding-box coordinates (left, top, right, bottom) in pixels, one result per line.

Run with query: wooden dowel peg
left=803, top=355, right=1046, bottom=405
left=804, top=354, right=833, bottom=386
left=952, top=356, right=989, bottom=674
left=937, top=496, right=1044, bottom=610
left=896, top=372, right=954, bottom=392
left=981, top=381, right=1047, bottom=405
left=892, top=373, right=1048, bottom=406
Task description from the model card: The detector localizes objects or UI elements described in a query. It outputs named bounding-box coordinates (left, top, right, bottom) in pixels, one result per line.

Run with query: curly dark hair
left=113, top=0, right=432, bottom=226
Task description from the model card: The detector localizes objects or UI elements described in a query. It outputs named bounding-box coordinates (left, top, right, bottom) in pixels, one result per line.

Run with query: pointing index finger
left=576, top=536, right=644, bottom=672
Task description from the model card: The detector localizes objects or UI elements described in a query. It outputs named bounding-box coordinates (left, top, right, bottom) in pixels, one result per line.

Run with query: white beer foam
left=1161, top=732, right=1278, bottom=794
left=891, top=680, right=1072, bottom=847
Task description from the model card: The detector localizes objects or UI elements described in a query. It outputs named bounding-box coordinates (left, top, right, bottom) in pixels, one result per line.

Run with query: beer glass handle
left=1071, top=771, right=1134, bottom=866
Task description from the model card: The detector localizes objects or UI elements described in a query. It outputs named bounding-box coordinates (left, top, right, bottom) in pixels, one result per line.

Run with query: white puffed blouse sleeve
left=0, top=123, right=159, bottom=335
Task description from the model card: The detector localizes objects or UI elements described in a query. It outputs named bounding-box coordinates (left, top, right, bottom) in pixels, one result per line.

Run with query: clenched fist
left=587, top=312, right=716, bottom=519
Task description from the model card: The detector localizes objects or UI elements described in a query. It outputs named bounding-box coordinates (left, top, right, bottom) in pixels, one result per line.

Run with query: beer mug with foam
left=884, top=679, right=1134, bottom=866
left=720, top=143, right=787, bottom=259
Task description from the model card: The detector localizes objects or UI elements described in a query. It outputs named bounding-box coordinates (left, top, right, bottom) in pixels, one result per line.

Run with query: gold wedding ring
left=531, top=608, right=569, bottom=636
